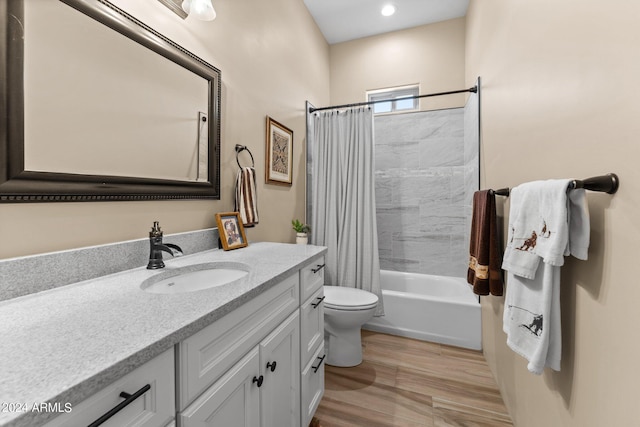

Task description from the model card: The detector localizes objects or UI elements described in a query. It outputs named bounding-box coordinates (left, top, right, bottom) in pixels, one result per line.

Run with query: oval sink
left=141, top=262, right=250, bottom=294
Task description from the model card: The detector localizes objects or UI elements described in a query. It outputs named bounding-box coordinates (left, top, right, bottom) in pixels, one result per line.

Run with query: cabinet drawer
left=301, top=342, right=325, bottom=427
left=300, top=287, right=324, bottom=365
left=178, top=273, right=299, bottom=409
left=45, top=348, right=174, bottom=427
left=300, top=256, right=325, bottom=302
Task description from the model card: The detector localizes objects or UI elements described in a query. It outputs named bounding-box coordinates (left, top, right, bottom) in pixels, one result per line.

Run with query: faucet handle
left=164, top=243, right=184, bottom=257
left=150, top=221, right=163, bottom=238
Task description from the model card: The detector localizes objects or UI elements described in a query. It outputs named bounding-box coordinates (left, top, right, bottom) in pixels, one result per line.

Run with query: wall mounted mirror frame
left=0, top=0, right=221, bottom=202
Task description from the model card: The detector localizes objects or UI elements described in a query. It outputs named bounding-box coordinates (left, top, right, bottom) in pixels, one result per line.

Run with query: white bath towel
left=565, top=189, right=590, bottom=260
left=502, top=179, right=590, bottom=374
left=502, top=179, right=573, bottom=279
left=503, top=262, right=562, bottom=374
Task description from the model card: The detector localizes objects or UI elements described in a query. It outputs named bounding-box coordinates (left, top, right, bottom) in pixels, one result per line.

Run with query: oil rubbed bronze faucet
left=147, top=221, right=183, bottom=269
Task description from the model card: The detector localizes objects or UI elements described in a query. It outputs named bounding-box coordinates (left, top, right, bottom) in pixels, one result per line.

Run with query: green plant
left=291, top=219, right=311, bottom=234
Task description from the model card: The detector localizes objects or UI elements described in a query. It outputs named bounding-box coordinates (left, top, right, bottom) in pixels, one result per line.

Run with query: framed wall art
left=265, top=116, right=293, bottom=186
left=215, top=212, right=248, bottom=250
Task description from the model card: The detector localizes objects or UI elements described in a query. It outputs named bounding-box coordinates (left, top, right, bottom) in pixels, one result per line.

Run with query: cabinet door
left=180, top=348, right=261, bottom=427
left=259, top=310, right=300, bottom=427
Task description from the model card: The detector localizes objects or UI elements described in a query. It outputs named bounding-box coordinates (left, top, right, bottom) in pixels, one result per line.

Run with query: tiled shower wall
left=375, top=95, right=479, bottom=277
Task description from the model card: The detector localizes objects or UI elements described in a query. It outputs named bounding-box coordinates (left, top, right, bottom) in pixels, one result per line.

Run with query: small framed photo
left=215, top=212, right=248, bottom=251
left=265, top=116, right=293, bottom=186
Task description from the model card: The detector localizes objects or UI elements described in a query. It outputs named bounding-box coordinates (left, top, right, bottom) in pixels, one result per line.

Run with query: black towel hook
left=235, top=144, right=255, bottom=169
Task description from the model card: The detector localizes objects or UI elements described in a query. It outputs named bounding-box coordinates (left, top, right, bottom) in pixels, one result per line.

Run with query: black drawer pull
left=87, top=384, right=150, bottom=427
left=253, top=375, right=264, bottom=387
left=312, top=355, right=326, bottom=373
left=311, top=264, right=325, bottom=274
left=311, top=296, right=325, bottom=308
left=267, top=361, right=277, bottom=372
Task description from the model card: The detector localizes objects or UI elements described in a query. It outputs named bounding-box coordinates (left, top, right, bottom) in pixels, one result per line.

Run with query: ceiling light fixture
left=381, top=4, right=396, bottom=17
left=182, top=0, right=217, bottom=21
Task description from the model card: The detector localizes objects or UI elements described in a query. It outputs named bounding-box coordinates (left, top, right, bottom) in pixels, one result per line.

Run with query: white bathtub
left=364, top=270, right=482, bottom=350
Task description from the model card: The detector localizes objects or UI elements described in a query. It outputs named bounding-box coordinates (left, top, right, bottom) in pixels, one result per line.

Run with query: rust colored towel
left=467, top=190, right=504, bottom=296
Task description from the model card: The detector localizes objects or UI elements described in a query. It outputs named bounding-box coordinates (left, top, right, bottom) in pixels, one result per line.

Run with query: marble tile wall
left=375, top=99, right=478, bottom=278
left=464, top=93, right=480, bottom=274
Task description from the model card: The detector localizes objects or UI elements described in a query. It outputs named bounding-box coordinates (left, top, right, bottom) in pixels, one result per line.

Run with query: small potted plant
left=292, top=219, right=311, bottom=244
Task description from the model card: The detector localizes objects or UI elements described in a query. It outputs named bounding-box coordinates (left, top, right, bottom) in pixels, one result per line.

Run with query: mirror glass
left=0, top=0, right=221, bottom=201
left=25, top=1, right=209, bottom=182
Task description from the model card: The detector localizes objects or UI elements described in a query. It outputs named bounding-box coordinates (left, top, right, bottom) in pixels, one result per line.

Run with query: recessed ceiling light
left=381, top=4, right=396, bottom=17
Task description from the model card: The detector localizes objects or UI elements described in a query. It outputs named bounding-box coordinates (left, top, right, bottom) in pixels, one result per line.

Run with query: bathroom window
left=366, top=85, right=419, bottom=115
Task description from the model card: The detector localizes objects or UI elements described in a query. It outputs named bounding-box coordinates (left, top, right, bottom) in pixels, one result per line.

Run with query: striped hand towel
left=235, top=167, right=259, bottom=227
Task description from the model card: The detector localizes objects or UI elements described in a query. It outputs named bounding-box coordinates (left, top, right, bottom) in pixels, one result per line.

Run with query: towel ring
left=235, top=144, right=255, bottom=169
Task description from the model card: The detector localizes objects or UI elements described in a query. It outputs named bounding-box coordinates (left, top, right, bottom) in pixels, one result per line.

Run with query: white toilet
left=323, top=285, right=379, bottom=367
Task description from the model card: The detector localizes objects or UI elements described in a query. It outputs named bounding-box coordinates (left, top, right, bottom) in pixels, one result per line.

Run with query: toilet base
left=325, top=328, right=363, bottom=367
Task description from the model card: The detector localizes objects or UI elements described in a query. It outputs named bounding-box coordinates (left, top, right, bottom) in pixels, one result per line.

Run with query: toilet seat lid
left=323, top=286, right=379, bottom=309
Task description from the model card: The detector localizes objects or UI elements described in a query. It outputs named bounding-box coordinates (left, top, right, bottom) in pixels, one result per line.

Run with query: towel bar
left=491, top=173, right=619, bottom=197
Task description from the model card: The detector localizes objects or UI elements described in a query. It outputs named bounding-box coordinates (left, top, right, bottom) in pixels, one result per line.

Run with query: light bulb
left=189, top=0, right=216, bottom=21
left=182, top=0, right=216, bottom=21
left=381, top=4, right=396, bottom=17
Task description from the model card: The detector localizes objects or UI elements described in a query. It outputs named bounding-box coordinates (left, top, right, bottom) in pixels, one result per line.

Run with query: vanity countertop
left=0, top=242, right=326, bottom=427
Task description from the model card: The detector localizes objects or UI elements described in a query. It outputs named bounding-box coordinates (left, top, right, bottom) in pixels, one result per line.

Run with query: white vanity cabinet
left=299, top=257, right=326, bottom=427
left=177, top=272, right=302, bottom=427
left=2, top=243, right=327, bottom=427
left=179, top=311, right=301, bottom=427
left=44, top=348, right=175, bottom=427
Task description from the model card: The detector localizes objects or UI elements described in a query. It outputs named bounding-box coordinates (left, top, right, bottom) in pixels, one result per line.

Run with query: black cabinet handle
left=87, top=384, right=150, bottom=427
left=253, top=375, right=264, bottom=387
left=311, top=296, right=325, bottom=308
left=311, top=264, right=325, bottom=274
left=312, top=355, right=326, bottom=373
left=266, top=361, right=277, bottom=372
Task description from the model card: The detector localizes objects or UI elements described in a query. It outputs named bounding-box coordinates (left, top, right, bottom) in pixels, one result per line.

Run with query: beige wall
left=0, top=0, right=329, bottom=259
left=330, top=18, right=466, bottom=110
left=466, top=1, right=640, bottom=426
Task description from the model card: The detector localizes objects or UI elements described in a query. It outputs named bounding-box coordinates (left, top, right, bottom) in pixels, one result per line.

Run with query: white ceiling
left=303, top=0, right=469, bottom=45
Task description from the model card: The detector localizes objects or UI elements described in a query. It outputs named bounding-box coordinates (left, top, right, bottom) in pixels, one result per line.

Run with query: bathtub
left=363, top=270, right=482, bottom=350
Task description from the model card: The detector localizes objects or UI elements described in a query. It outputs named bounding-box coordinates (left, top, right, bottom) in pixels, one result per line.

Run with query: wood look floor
left=312, top=331, right=513, bottom=427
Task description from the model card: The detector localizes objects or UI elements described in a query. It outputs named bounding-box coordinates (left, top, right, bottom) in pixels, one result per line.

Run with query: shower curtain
left=310, top=108, right=384, bottom=316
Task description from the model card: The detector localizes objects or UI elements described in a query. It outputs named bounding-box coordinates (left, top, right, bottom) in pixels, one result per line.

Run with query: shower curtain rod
left=308, top=86, right=478, bottom=114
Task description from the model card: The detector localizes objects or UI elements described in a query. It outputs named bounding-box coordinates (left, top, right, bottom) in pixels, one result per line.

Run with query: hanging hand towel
left=467, top=190, right=504, bottom=296
left=566, top=188, right=590, bottom=260
left=502, top=179, right=573, bottom=279
left=501, top=179, right=590, bottom=374
left=235, top=167, right=259, bottom=227
left=503, top=261, right=562, bottom=374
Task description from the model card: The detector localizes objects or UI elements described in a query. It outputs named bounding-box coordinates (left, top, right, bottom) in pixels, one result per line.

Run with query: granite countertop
left=0, top=242, right=326, bottom=427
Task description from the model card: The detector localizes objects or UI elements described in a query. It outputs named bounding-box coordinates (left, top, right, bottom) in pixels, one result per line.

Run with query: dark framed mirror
left=0, top=0, right=221, bottom=202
